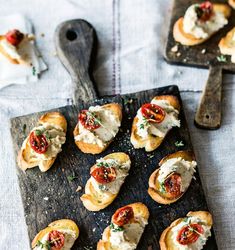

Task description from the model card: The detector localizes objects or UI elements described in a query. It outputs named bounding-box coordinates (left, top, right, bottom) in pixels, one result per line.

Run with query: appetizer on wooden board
left=173, top=1, right=231, bottom=46
left=97, top=202, right=149, bottom=250
left=131, top=95, right=180, bottom=152
left=17, top=112, right=67, bottom=172
left=219, top=27, right=235, bottom=63
left=32, top=219, right=79, bottom=250
left=80, top=152, right=131, bottom=211
left=159, top=211, right=213, bottom=250
left=0, top=29, right=35, bottom=65
left=74, top=103, right=122, bottom=154
left=148, top=151, right=197, bottom=205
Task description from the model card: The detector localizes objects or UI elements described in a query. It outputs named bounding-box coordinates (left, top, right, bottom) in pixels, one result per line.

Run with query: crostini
left=0, top=29, right=35, bottom=64
left=219, top=27, right=235, bottom=63
left=160, top=211, right=213, bottom=250
left=97, top=202, right=149, bottom=250
left=173, top=1, right=231, bottom=46
left=80, top=152, right=131, bottom=211
left=130, top=95, right=180, bottom=152
left=32, top=219, right=79, bottom=250
left=74, top=103, right=122, bottom=154
left=148, top=151, right=197, bottom=205
left=17, top=112, right=67, bottom=172
left=229, top=0, right=235, bottom=9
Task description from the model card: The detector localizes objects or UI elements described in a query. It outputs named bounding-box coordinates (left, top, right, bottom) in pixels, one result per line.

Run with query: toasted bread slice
left=80, top=152, right=130, bottom=211
left=130, top=95, right=180, bottom=152
left=97, top=202, right=149, bottom=250
left=32, top=219, right=79, bottom=249
left=159, top=211, right=213, bottom=250
left=219, top=27, right=235, bottom=62
left=229, top=0, right=235, bottom=9
left=17, top=112, right=67, bottom=172
left=173, top=4, right=231, bottom=46
left=74, top=103, right=122, bottom=154
left=148, top=151, right=195, bottom=205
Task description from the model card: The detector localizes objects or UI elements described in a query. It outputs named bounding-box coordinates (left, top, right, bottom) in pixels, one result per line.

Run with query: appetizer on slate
left=74, top=103, right=122, bottom=154
left=219, top=27, right=235, bottom=63
left=81, top=152, right=131, bottom=211
left=173, top=1, right=231, bottom=46
left=148, top=151, right=196, bottom=205
left=229, top=0, right=235, bottom=9
left=131, top=95, right=180, bottom=152
left=0, top=29, right=35, bottom=64
left=18, top=112, right=67, bottom=172
left=160, top=211, right=213, bottom=250
left=32, top=219, right=79, bottom=250
left=97, top=202, right=149, bottom=250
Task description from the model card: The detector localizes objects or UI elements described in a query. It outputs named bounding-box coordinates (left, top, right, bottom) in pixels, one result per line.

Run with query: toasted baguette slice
left=131, top=95, right=180, bottom=152
left=173, top=4, right=231, bottom=46
left=160, top=211, right=213, bottom=250
left=219, top=27, right=235, bottom=63
left=80, top=152, right=130, bottom=211
left=17, top=112, right=67, bottom=172
left=148, top=151, right=195, bottom=205
left=32, top=219, right=79, bottom=249
left=97, top=202, right=149, bottom=250
left=229, top=0, right=235, bottom=9
left=74, top=103, right=122, bottom=154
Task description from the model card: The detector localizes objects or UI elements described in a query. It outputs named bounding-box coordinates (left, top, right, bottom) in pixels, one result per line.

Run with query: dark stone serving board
left=11, top=85, right=218, bottom=250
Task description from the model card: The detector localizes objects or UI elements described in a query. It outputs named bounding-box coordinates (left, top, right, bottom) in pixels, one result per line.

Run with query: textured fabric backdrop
left=0, top=0, right=234, bottom=249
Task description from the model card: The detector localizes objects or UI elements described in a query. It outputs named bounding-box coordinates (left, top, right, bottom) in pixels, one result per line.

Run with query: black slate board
left=11, top=85, right=218, bottom=250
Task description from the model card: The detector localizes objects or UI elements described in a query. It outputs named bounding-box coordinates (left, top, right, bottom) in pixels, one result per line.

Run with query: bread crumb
left=176, top=52, right=181, bottom=57
left=43, top=197, right=49, bottom=201
left=76, top=185, right=82, bottom=192
left=201, top=49, right=206, bottom=54
left=92, top=228, right=96, bottom=232
left=171, top=45, right=178, bottom=53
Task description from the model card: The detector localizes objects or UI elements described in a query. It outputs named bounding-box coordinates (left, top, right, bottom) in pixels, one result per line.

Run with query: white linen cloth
left=0, top=0, right=234, bottom=249
left=0, top=14, right=47, bottom=88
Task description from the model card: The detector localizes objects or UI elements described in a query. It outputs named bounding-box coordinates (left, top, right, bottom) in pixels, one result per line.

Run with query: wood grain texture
left=165, top=0, right=235, bottom=129
left=10, top=85, right=218, bottom=250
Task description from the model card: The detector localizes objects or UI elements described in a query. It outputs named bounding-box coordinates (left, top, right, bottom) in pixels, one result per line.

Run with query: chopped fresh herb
left=175, top=140, right=184, bottom=147
left=217, top=55, right=227, bottom=62
left=32, top=66, right=36, bottom=76
left=159, top=182, right=166, bottom=193
left=67, top=175, right=78, bottom=182
left=98, top=185, right=107, bottom=191
left=23, top=124, right=27, bottom=134
left=86, top=111, right=102, bottom=126
left=97, top=161, right=110, bottom=168
left=36, top=240, right=51, bottom=249
left=34, top=129, right=42, bottom=136
left=139, top=117, right=149, bottom=129
left=195, top=4, right=203, bottom=19
left=44, top=131, right=51, bottom=140
left=139, top=124, right=145, bottom=129
left=110, top=222, right=124, bottom=232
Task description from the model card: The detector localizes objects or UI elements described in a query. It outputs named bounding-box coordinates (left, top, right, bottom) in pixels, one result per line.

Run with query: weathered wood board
left=11, top=85, right=218, bottom=249
left=165, top=0, right=235, bottom=129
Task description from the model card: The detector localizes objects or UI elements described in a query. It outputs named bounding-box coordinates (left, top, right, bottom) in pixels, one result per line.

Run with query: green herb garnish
left=32, top=66, right=36, bottom=76
left=67, top=175, right=78, bottom=182
left=36, top=240, right=51, bottom=249
left=98, top=185, right=107, bottom=191
left=34, top=129, right=42, bottom=136
left=44, top=131, right=51, bottom=140
left=110, top=222, right=124, bottom=232
left=175, top=140, right=184, bottom=147
left=217, top=55, right=227, bottom=62
left=159, top=182, right=166, bottom=193
left=97, top=161, right=109, bottom=168
left=139, top=117, right=149, bottom=129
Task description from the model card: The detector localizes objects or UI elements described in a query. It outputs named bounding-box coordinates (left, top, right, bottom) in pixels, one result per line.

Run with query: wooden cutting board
left=10, top=20, right=218, bottom=249
left=165, top=0, right=235, bottom=129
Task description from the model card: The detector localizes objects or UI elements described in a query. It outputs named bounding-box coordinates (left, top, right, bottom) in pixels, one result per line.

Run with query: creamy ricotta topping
left=33, top=229, right=76, bottom=250
left=24, top=124, right=66, bottom=160
left=183, top=4, right=228, bottom=39
left=91, top=158, right=131, bottom=194
left=158, top=157, right=197, bottom=192
left=171, top=216, right=211, bottom=250
left=0, top=38, right=21, bottom=59
left=136, top=99, right=180, bottom=139
left=74, top=105, right=121, bottom=148
left=109, top=216, right=148, bottom=250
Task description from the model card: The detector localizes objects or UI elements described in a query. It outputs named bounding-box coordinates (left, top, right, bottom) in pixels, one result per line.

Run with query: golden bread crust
left=219, top=27, right=235, bottom=55
left=229, top=0, right=235, bottom=9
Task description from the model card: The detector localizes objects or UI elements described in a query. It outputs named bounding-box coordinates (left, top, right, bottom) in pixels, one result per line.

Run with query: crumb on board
left=201, top=49, right=206, bottom=54
left=76, top=185, right=82, bottom=192
left=171, top=44, right=178, bottom=53
left=176, top=52, right=181, bottom=57
left=43, top=197, right=49, bottom=201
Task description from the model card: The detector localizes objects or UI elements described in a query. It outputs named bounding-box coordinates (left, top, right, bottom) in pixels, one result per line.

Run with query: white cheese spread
left=171, top=216, right=211, bottom=250
left=74, top=105, right=121, bottom=148
left=24, top=124, right=66, bottom=160
left=0, top=38, right=21, bottom=59
left=158, top=157, right=197, bottom=192
left=136, top=99, right=180, bottom=139
left=109, top=216, right=148, bottom=250
left=33, top=229, right=76, bottom=250
left=183, top=4, right=228, bottom=39
left=91, top=158, right=131, bottom=194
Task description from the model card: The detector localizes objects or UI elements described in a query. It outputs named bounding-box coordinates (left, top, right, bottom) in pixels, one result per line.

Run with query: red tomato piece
left=113, top=206, right=134, bottom=227
left=141, top=103, right=165, bottom=123
left=6, top=29, right=24, bottom=46
left=29, top=131, right=49, bottom=154
left=177, top=223, right=204, bottom=245
left=91, top=166, right=116, bottom=184
left=48, top=230, right=65, bottom=250
left=78, top=110, right=101, bottom=131
left=197, top=1, right=213, bottom=22
left=164, top=173, right=182, bottom=197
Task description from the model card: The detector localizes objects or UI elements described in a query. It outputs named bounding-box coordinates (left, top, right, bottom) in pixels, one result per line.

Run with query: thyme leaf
left=217, top=55, right=227, bottom=62
left=110, top=222, right=124, bottom=232
left=175, top=140, right=184, bottom=147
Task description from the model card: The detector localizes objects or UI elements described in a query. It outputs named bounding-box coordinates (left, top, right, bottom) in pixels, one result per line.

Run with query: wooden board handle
left=194, top=66, right=223, bottom=129
left=55, top=19, right=98, bottom=104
